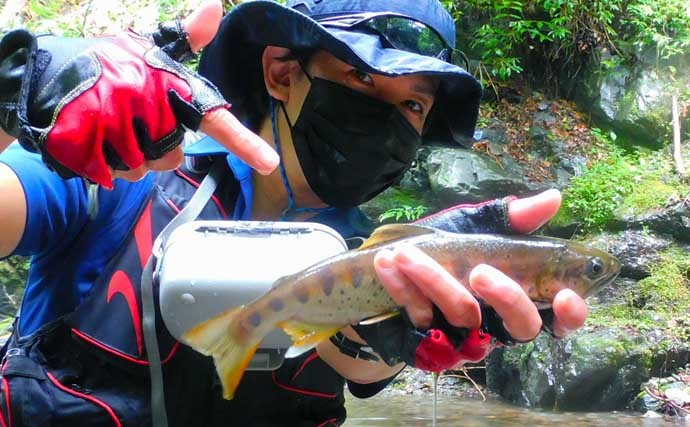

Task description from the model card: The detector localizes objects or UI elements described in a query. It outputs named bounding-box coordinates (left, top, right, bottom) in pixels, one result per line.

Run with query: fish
left=182, top=224, right=621, bottom=399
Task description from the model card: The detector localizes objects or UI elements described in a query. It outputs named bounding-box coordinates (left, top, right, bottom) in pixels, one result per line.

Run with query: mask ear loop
left=269, top=96, right=336, bottom=220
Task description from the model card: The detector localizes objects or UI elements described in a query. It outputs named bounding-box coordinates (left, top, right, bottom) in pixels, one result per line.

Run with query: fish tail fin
left=182, top=307, right=261, bottom=400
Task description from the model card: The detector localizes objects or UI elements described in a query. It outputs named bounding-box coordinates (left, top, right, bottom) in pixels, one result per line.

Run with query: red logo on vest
left=105, top=201, right=153, bottom=357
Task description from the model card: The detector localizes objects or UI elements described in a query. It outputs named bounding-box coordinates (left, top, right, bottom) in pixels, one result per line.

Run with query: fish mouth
left=533, top=300, right=552, bottom=310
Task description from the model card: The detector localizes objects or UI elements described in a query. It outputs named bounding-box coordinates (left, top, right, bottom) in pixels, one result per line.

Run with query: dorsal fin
left=359, top=224, right=436, bottom=250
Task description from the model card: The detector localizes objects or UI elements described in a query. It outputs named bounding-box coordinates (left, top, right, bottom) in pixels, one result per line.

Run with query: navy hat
left=199, top=0, right=482, bottom=145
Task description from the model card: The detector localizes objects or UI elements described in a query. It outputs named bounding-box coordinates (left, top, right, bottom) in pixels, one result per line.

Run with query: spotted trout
left=182, top=224, right=621, bottom=399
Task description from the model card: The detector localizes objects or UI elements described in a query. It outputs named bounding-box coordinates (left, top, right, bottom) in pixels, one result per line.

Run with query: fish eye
left=586, top=257, right=604, bottom=278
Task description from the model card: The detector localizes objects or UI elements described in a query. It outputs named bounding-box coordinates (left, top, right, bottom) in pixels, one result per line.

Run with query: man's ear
left=263, top=46, right=298, bottom=102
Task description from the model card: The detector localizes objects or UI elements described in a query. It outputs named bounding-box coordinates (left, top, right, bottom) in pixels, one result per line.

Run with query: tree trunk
left=672, top=94, right=685, bottom=180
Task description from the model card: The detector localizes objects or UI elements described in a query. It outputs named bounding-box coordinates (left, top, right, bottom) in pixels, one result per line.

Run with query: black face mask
left=283, top=77, right=422, bottom=208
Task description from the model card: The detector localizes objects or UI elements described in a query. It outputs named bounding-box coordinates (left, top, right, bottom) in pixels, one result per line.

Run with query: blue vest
left=66, top=165, right=235, bottom=365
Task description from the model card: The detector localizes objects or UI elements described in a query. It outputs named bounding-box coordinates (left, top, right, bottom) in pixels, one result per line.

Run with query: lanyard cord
left=270, top=97, right=336, bottom=220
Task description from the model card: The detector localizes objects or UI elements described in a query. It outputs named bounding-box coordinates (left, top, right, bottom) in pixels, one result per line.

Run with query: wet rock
left=381, top=366, right=495, bottom=401
left=634, top=368, right=690, bottom=418
left=424, top=148, right=541, bottom=205
left=485, top=223, right=690, bottom=412
left=573, top=51, right=677, bottom=147
left=584, top=230, right=675, bottom=279
left=612, top=200, right=690, bottom=243
left=486, top=329, right=690, bottom=411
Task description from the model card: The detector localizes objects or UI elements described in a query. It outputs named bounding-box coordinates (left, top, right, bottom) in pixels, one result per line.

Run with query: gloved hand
left=352, top=190, right=586, bottom=372
left=0, top=19, right=228, bottom=188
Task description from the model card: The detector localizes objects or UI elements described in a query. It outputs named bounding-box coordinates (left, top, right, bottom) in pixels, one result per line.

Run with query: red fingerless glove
left=351, top=305, right=497, bottom=372
left=414, top=329, right=494, bottom=372
left=0, top=27, right=228, bottom=188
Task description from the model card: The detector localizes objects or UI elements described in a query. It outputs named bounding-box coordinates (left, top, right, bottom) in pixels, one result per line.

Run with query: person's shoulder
left=0, top=142, right=44, bottom=168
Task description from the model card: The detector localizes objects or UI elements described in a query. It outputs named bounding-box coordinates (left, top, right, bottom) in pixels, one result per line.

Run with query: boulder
left=487, top=329, right=690, bottom=411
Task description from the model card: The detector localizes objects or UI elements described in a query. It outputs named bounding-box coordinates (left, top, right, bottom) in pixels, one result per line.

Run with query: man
left=0, top=0, right=587, bottom=425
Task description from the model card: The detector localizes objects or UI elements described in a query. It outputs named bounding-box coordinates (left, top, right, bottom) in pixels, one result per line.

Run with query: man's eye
left=404, top=100, right=424, bottom=114
left=352, top=70, right=374, bottom=85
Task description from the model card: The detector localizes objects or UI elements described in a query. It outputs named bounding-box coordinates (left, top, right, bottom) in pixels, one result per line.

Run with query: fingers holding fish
left=551, top=289, right=588, bottom=337
left=469, top=264, right=542, bottom=342
left=374, top=249, right=433, bottom=327
left=374, top=249, right=434, bottom=328
left=382, top=245, right=482, bottom=330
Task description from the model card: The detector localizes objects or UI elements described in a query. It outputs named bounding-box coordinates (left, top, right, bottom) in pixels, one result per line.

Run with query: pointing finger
left=182, top=0, right=223, bottom=52
left=200, top=108, right=280, bottom=175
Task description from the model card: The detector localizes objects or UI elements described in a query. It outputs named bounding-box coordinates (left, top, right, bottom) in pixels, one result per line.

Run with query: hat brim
left=199, top=1, right=482, bottom=144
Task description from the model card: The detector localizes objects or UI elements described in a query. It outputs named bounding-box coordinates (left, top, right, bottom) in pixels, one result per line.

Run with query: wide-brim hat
left=199, top=0, right=482, bottom=145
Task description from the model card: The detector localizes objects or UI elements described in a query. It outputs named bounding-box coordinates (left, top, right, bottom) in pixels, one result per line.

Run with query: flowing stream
left=344, top=394, right=687, bottom=426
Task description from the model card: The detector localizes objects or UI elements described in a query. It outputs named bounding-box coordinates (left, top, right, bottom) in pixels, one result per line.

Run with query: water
left=344, top=394, right=688, bottom=426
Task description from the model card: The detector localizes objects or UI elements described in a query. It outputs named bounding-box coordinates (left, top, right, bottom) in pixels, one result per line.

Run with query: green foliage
left=158, top=0, right=187, bottom=21
left=624, top=0, right=690, bottom=64
left=446, top=0, right=690, bottom=85
left=458, top=0, right=620, bottom=81
left=638, top=249, right=690, bottom=309
left=555, top=124, right=690, bottom=231
left=27, top=0, right=85, bottom=36
left=590, top=248, right=690, bottom=332
left=560, top=128, right=635, bottom=230
left=0, top=257, right=28, bottom=316
left=378, top=205, right=428, bottom=223
left=617, top=150, right=687, bottom=215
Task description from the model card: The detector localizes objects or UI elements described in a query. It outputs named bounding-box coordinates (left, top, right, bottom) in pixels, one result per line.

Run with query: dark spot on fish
left=248, top=312, right=261, bottom=327
left=295, top=288, right=310, bottom=304
left=352, top=269, right=364, bottom=288
left=321, top=272, right=334, bottom=296
left=269, top=298, right=284, bottom=312
left=340, top=289, right=345, bottom=296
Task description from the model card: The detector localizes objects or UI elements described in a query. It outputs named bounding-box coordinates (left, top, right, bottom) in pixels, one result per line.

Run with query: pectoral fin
left=278, top=321, right=342, bottom=358
left=357, top=311, right=400, bottom=325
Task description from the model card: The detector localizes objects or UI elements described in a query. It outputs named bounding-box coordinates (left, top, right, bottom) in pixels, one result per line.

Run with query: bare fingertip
left=374, top=250, right=395, bottom=270
left=469, top=264, right=498, bottom=287
left=553, top=290, right=588, bottom=331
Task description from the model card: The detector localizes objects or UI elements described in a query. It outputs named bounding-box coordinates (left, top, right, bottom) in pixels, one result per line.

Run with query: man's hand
left=118, top=1, right=279, bottom=182
left=349, top=189, right=588, bottom=372
left=376, top=189, right=587, bottom=341
left=0, top=0, right=279, bottom=187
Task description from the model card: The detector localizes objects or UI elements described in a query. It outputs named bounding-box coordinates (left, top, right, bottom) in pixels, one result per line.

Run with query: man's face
left=292, top=50, right=438, bottom=133
left=267, top=47, right=437, bottom=212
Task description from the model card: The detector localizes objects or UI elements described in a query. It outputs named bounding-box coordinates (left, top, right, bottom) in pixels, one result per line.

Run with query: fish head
left=534, top=242, right=621, bottom=306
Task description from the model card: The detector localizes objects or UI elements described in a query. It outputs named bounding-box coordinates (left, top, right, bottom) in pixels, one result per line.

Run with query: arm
left=0, top=2, right=277, bottom=189
left=0, top=162, right=26, bottom=258
left=0, top=130, right=13, bottom=153
left=316, top=326, right=403, bottom=384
